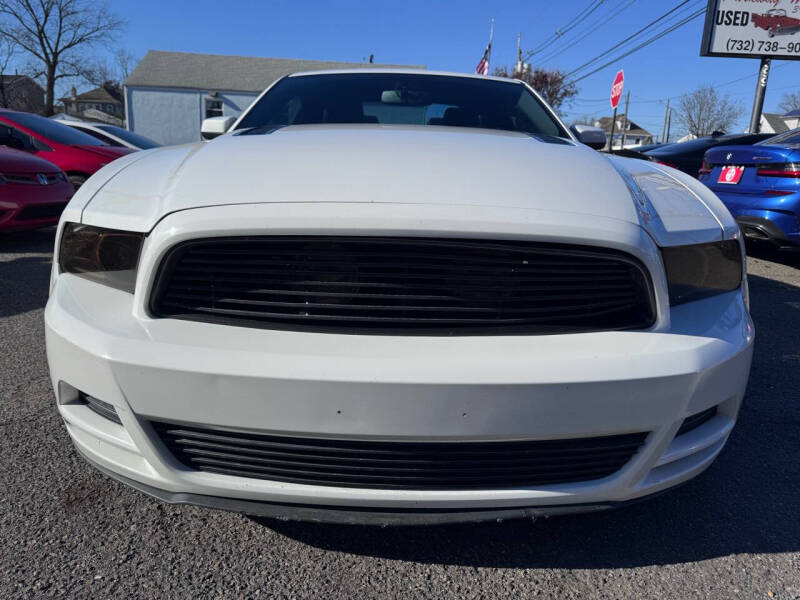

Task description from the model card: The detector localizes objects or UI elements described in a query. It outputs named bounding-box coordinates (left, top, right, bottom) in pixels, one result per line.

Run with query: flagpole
left=488, top=18, right=494, bottom=64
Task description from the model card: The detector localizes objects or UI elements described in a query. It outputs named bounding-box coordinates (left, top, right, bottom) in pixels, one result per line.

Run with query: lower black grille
left=16, top=202, right=67, bottom=221
left=149, top=236, right=655, bottom=335
left=152, top=422, right=648, bottom=490
left=676, top=406, right=717, bottom=437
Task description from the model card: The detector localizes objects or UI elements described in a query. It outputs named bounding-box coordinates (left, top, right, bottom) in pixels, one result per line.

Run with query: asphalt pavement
left=1, top=228, right=798, bottom=599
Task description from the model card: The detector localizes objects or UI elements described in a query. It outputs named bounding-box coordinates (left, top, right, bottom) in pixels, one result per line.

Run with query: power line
left=570, top=7, right=706, bottom=83
left=525, top=0, right=607, bottom=57
left=534, top=0, right=637, bottom=65
left=565, top=0, right=696, bottom=77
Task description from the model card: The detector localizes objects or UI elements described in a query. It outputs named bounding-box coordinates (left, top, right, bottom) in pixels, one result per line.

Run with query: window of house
left=205, top=99, right=223, bottom=119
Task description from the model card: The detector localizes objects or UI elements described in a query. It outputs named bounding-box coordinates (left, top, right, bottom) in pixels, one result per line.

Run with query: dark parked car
left=630, top=142, right=666, bottom=153
left=645, top=133, right=775, bottom=177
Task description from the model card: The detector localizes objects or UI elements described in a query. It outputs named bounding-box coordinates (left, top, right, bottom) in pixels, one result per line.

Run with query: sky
left=56, top=0, right=800, bottom=139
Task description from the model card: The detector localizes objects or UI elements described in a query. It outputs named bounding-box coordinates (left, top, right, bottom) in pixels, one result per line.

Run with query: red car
left=0, top=109, right=134, bottom=189
left=0, top=147, right=74, bottom=232
left=752, top=9, right=800, bottom=37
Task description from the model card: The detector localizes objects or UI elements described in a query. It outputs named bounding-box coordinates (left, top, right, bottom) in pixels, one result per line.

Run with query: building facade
left=124, top=50, right=423, bottom=146
left=60, top=83, right=124, bottom=124
left=0, top=75, right=45, bottom=114
left=593, top=114, right=654, bottom=150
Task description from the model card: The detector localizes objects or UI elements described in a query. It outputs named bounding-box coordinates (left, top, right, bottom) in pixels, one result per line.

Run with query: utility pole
left=748, top=58, right=771, bottom=134
left=515, top=33, right=522, bottom=75
left=620, top=90, right=630, bottom=149
left=665, top=108, right=672, bottom=144
left=609, top=106, right=618, bottom=152
left=660, top=98, right=670, bottom=144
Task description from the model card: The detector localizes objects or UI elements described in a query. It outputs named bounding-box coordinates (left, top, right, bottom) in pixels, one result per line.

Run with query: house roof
left=594, top=114, right=653, bottom=138
left=783, top=109, right=800, bottom=117
left=124, top=50, right=425, bottom=93
left=0, top=75, right=44, bottom=92
left=60, top=84, right=123, bottom=104
left=762, top=113, right=790, bottom=133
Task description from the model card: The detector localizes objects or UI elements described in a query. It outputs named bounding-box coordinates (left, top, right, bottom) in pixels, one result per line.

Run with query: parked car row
left=624, top=130, right=800, bottom=251
left=0, top=109, right=160, bottom=233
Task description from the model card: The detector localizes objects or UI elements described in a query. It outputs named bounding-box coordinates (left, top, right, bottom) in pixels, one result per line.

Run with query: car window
left=0, top=123, right=34, bottom=151
left=96, top=124, right=160, bottom=149
left=235, top=73, right=569, bottom=138
left=4, top=112, right=107, bottom=146
left=758, top=129, right=800, bottom=146
left=72, top=125, right=122, bottom=146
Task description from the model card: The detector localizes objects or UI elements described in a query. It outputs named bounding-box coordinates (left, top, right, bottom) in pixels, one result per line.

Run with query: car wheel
left=68, top=174, right=87, bottom=190
left=768, top=27, right=775, bottom=37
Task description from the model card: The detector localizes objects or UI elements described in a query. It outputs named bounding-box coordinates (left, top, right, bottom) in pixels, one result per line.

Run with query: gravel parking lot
left=1, top=228, right=799, bottom=600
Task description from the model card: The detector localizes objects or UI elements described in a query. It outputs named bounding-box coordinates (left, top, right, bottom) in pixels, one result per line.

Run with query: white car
left=58, top=119, right=160, bottom=150
left=45, top=70, right=753, bottom=525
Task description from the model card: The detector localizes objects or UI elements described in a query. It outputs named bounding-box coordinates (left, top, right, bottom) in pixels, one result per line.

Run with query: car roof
left=286, top=68, right=523, bottom=85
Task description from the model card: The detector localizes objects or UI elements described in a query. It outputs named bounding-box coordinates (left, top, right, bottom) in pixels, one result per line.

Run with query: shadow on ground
left=258, top=271, right=800, bottom=568
left=747, top=242, right=800, bottom=269
left=0, top=229, right=55, bottom=318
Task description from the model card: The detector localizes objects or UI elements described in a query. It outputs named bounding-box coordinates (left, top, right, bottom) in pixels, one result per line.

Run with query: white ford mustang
left=45, top=70, right=754, bottom=525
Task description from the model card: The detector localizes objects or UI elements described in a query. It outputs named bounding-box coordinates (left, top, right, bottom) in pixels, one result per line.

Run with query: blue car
left=700, top=128, right=800, bottom=249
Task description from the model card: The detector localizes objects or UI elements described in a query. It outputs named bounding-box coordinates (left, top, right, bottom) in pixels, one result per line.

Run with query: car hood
left=75, top=124, right=732, bottom=244
left=72, top=144, right=135, bottom=159
left=0, top=147, right=62, bottom=173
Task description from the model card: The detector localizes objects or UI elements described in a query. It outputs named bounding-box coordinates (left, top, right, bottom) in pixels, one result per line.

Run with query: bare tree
left=0, top=0, right=124, bottom=115
left=778, top=91, right=800, bottom=114
left=0, top=36, right=15, bottom=107
left=493, top=66, right=578, bottom=114
left=81, top=49, right=137, bottom=89
left=115, top=49, right=136, bottom=81
left=675, top=85, right=743, bottom=138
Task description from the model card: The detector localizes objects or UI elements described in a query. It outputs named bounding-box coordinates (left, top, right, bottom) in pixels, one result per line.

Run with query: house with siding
left=124, top=50, right=423, bottom=146
left=60, top=82, right=125, bottom=125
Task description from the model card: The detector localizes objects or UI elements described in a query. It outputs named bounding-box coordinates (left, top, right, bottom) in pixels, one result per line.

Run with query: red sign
left=718, top=166, right=744, bottom=185
left=610, top=70, right=624, bottom=110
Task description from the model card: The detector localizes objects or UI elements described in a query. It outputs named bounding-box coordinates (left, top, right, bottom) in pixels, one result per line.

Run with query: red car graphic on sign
left=752, top=9, right=800, bottom=37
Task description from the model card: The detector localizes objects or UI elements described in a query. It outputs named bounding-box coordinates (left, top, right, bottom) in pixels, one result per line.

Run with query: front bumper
left=44, top=204, right=754, bottom=523
left=0, top=182, right=72, bottom=232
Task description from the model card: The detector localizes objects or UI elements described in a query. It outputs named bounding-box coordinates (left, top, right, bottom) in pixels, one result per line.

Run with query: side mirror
left=569, top=124, right=607, bottom=150
left=201, top=116, right=236, bottom=140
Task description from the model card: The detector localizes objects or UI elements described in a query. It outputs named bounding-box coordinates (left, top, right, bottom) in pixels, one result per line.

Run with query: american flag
left=475, top=42, right=491, bottom=75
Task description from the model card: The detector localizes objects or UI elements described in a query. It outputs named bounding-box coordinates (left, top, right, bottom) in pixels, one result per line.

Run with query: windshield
left=7, top=113, right=108, bottom=146
left=96, top=124, right=161, bottom=149
left=757, top=128, right=800, bottom=147
left=235, top=73, right=569, bottom=138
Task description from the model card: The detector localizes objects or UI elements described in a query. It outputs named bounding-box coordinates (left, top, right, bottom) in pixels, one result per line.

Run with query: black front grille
left=152, top=421, right=648, bottom=489
left=16, top=202, right=67, bottom=221
left=150, top=237, right=655, bottom=335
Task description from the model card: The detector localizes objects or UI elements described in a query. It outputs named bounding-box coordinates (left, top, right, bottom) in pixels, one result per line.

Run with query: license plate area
left=718, top=165, right=744, bottom=184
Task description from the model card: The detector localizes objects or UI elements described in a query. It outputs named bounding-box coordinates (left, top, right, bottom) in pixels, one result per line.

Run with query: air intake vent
left=149, top=236, right=655, bottom=335
left=152, top=421, right=649, bottom=490
left=80, top=392, right=121, bottom=425
left=676, top=406, right=717, bottom=437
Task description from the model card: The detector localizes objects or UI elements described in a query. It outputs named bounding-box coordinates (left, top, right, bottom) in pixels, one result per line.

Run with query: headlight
left=661, top=240, right=743, bottom=306
left=58, top=223, right=144, bottom=293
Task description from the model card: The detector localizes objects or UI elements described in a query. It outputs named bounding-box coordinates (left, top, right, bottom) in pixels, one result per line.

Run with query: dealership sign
left=701, top=0, right=800, bottom=60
